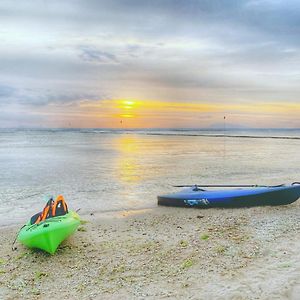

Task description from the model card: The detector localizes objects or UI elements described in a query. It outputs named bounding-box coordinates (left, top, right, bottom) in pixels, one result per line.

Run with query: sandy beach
left=1, top=201, right=300, bottom=299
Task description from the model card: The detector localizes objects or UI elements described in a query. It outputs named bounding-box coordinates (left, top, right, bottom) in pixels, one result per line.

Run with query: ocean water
left=0, top=128, right=299, bottom=226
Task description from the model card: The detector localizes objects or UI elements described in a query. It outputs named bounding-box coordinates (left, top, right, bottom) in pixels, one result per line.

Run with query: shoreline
left=1, top=128, right=299, bottom=140
left=1, top=204, right=300, bottom=299
left=0, top=207, right=157, bottom=229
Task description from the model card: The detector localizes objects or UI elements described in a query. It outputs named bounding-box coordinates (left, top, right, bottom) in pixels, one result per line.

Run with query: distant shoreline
left=1, top=128, right=299, bottom=140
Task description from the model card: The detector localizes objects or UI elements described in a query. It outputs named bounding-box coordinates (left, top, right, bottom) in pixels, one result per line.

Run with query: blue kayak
left=157, top=183, right=300, bottom=208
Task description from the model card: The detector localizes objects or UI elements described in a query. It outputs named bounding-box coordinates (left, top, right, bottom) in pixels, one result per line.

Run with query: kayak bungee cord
left=11, top=219, right=60, bottom=250
left=12, top=224, right=26, bottom=251
left=173, top=184, right=286, bottom=188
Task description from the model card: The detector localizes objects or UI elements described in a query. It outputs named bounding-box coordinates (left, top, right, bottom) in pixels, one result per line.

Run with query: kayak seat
left=30, top=198, right=54, bottom=225
left=52, top=195, right=68, bottom=217
left=30, top=212, right=42, bottom=225
left=29, top=195, right=68, bottom=225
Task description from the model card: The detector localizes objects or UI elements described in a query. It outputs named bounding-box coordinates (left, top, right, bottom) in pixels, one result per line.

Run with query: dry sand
left=1, top=203, right=300, bottom=299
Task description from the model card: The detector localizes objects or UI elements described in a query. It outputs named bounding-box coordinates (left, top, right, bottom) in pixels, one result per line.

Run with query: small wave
left=1, top=128, right=299, bottom=140
left=142, top=132, right=300, bottom=140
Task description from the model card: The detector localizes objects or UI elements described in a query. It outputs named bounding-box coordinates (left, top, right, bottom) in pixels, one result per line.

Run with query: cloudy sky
left=0, top=0, right=299, bottom=128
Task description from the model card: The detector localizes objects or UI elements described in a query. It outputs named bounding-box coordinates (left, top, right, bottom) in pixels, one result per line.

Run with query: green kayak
left=17, top=211, right=80, bottom=254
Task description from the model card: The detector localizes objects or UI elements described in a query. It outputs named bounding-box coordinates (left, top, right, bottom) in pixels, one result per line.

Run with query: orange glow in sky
left=42, top=98, right=299, bottom=128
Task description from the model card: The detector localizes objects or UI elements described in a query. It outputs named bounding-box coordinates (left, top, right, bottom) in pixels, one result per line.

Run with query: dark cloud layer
left=78, top=46, right=119, bottom=64
left=0, top=85, right=15, bottom=98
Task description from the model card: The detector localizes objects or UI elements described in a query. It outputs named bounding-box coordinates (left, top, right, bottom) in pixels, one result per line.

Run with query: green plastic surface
left=17, top=211, right=81, bottom=254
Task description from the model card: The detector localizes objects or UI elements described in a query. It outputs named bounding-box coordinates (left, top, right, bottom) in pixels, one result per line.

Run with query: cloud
left=78, top=46, right=119, bottom=63
left=0, top=0, right=299, bottom=127
left=0, top=84, right=107, bottom=107
left=0, top=84, right=15, bottom=98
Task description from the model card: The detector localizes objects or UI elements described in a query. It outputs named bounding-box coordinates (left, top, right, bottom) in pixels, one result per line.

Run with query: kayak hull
left=158, top=184, right=300, bottom=208
left=18, top=211, right=80, bottom=254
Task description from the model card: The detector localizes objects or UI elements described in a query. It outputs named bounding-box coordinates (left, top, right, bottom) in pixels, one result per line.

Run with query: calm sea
left=0, top=128, right=299, bottom=226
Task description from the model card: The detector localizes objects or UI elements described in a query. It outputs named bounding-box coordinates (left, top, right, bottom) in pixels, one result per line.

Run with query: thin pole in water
left=223, top=115, right=226, bottom=157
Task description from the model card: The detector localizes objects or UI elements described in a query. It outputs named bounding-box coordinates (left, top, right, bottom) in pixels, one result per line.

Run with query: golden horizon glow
left=79, top=98, right=300, bottom=115
left=120, top=114, right=135, bottom=118
left=30, top=98, right=300, bottom=128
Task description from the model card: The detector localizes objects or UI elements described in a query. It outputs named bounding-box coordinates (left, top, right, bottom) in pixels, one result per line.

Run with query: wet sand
left=1, top=203, right=300, bottom=299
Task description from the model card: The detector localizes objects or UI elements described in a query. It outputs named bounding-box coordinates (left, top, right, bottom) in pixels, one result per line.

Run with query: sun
left=122, top=100, right=136, bottom=109
left=124, top=101, right=134, bottom=106
left=120, top=100, right=137, bottom=112
left=117, top=100, right=138, bottom=119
